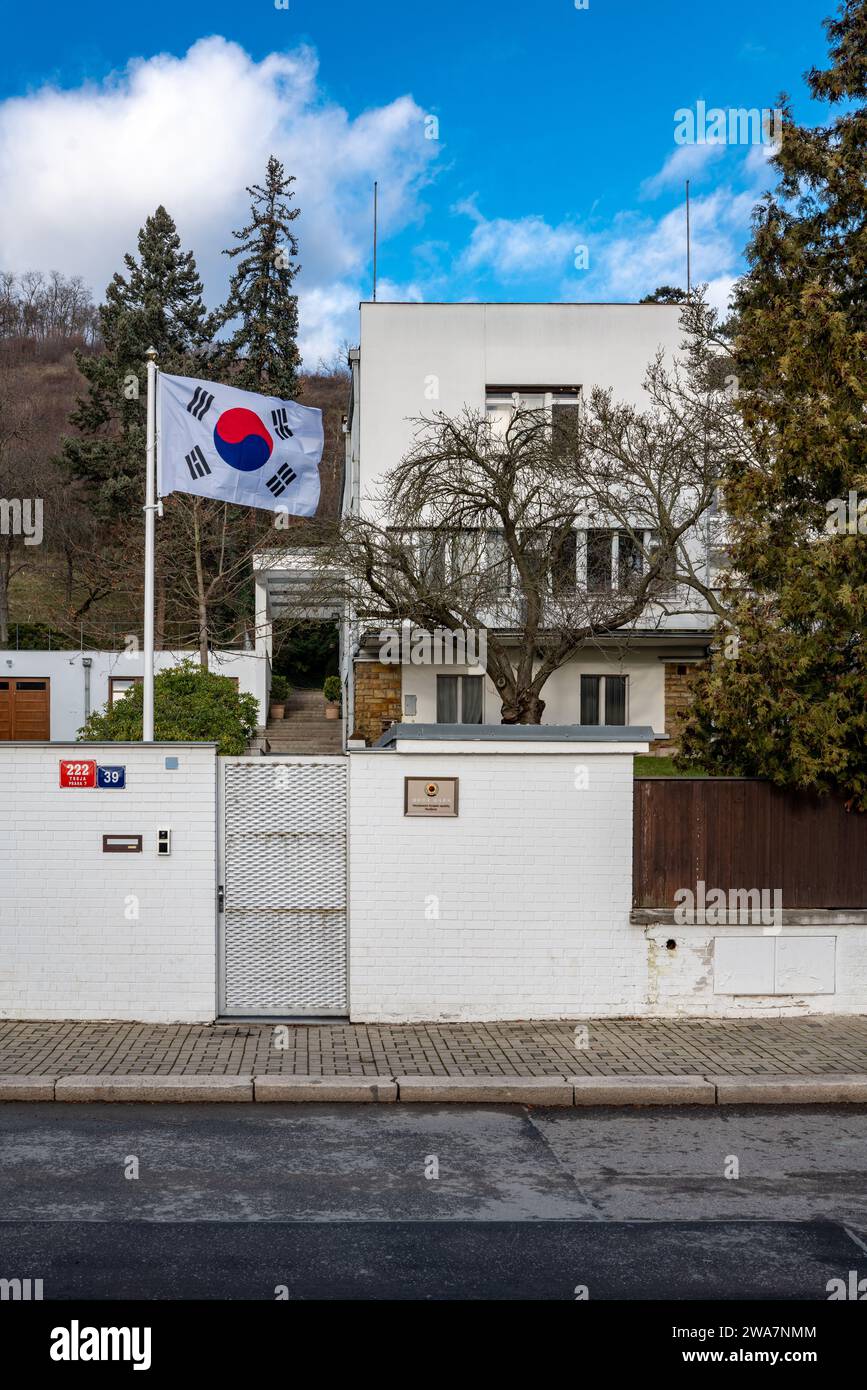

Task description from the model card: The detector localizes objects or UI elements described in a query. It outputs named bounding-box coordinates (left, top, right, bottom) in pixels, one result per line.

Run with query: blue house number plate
left=97, top=765, right=126, bottom=789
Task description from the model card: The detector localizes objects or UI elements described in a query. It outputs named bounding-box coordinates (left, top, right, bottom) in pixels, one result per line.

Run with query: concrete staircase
left=260, top=686, right=343, bottom=755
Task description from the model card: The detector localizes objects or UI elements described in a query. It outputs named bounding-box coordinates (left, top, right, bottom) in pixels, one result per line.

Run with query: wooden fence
left=633, top=778, right=867, bottom=910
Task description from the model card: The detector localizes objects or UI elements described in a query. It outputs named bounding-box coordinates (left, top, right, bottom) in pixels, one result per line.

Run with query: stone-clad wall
left=650, top=661, right=700, bottom=753
left=352, top=661, right=402, bottom=744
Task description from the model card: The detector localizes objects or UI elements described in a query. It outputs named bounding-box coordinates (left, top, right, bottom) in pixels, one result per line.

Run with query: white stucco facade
left=0, top=647, right=268, bottom=742
left=369, top=644, right=684, bottom=740
left=346, top=301, right=687, bottom=512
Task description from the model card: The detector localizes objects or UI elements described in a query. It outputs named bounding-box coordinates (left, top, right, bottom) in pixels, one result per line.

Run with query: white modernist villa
left=254, top=300, right=718, bottom=749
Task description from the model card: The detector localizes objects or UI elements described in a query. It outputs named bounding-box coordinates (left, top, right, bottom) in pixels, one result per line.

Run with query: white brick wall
left=644, top=923, right=867, bottom=1017
left=348, top=748, right=647, bottom=1021
left=0, top=744, right=217, bottom=1022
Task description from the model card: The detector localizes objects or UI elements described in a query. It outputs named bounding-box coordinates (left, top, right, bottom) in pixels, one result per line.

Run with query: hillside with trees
left=0, top=157, right=349, bottom=659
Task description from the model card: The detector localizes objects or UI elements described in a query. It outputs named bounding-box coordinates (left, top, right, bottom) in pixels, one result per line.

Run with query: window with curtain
left=437, top=674, right=483, bottom=723
left=605, top=675, right=627, bottom=725
left=580, top=674, right=627, bottom=725
left=580, top=674, right=600, bottom=724
left=461, top=675, right=483, bottom=723
left=436, top=675, right=458, bottom=723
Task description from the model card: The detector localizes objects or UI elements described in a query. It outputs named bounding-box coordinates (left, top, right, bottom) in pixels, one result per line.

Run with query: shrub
left=78, top=659, right=260, bottom=755
left=270, top=673, right=289, bottom=703
left=323, top=675, right=342, bottom=704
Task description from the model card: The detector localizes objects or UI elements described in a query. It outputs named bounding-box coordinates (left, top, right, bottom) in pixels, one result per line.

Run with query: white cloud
left=588, top=187, right=756, bottom=302
left=455, top=199, right=580, bottom=279
left=640, top=141, right=726, bottom=198
left=0, top=37, right=437, bottom=362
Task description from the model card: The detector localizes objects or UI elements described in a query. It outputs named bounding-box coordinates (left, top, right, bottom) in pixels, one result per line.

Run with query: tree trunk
left=192, top=500, right=209, bottom=670
left=499, top=689, right=546, bottom=724
left=0, top=542, right=10, bottom=650
left=64, top=547, right=74, bottom=608
left=155, top=573, right=166, bottom=652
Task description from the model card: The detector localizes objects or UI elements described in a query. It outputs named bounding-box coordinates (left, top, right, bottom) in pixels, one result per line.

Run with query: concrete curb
left=254, top=1075, right=397, bottom=1102
left=53, top=1075, right=254, bottom=1103
left=712, top=1073, right=867, bottom=1105
left=395, top=1075, right=574, bottom=1104
left=1, top=1071, right=867, bottom=1105
left=0, top=1075, right=58, bottom=1101
left=571, top=1075, right=716, bottom=1106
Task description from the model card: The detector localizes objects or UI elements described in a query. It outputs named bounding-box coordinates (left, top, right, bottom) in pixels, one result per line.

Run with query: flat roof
left=359, top=300, right=680, bottom=309
left=375, top=723, right=655, bottom=747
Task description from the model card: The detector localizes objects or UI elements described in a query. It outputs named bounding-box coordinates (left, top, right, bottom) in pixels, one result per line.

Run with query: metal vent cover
left=220, top=758, right=347, bottom=1016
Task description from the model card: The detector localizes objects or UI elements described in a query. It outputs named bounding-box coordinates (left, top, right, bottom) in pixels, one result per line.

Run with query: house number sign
left=59, top=760, right=126, bottom=789
left=404, top=777, right=459, bottom=817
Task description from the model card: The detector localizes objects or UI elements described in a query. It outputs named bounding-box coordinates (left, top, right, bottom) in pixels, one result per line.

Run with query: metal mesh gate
left=220, top=758, right=348, bottom=1016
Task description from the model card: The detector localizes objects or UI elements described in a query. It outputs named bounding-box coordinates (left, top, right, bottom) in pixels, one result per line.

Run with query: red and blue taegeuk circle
left=213, top=408, right=273, bottom=472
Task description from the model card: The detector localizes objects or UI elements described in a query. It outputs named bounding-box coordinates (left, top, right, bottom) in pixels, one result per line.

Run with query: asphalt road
left=1, top=1102, right=866, bottom=1299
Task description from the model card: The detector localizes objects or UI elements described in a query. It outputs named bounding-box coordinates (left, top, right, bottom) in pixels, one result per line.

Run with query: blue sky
left=0, top=0, right=835, bottom=363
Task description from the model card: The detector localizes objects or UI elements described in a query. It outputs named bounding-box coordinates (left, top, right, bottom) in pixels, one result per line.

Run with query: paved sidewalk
left=2, top=1016, right=867, bottom=1078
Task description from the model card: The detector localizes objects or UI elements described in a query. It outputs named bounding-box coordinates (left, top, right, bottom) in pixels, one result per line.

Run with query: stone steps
left=263, top=715, right=342, bottom=754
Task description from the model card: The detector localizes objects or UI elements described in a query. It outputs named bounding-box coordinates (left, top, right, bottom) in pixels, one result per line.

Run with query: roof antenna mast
left=372, top=181, right=378, bottom=302
left=686, top=179, right=691, bottom=295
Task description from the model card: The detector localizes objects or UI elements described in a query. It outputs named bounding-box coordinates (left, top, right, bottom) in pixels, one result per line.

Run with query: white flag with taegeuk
left=158, top=372, right=323, bottom=516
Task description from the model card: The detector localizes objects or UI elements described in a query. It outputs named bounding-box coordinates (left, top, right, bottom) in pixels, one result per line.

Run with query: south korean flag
left=158, top=372, right=324, bottom=516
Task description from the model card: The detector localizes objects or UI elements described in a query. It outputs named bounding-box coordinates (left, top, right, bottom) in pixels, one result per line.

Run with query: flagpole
left=143, top=346, right=158, bottom=742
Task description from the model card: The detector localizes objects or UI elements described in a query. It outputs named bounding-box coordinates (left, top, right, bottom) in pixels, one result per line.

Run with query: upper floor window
left=485, top=385, right=580, bottom=440
left=585, top=529, right=678, bottom=597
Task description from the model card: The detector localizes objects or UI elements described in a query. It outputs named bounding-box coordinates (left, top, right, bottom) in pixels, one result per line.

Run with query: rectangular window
left=647, top=531, right=677, bottom=596
left=436, top=675, right=458, bottom=723
left=581, top=674, right=627, bottom=726
left=418, top=531, right=446, bottom=589
left=551, top=524, right=577, bottom=596
left=605, top=675, right=627, bottom=725
left=617, top=531, right=643, bottom=590
left=437, top=674, right=483, bottom=723
left=485, top=386, right=580, bottom=443
left=586, top=530, right=613, bottom=593
left=109, top=677, right=143, bottom=706
left=580, top=674, right=600, bottom=724
left=551, top=401, right=578, bottom=452
left=461, top=675, right=483, bottom=724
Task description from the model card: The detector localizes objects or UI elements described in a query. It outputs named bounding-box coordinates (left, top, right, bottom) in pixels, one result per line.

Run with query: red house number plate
left=59, top=760, right=97, bottom=788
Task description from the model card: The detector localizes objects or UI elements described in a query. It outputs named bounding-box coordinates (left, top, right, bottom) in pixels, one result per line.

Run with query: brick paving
left=1, top=1016, right=867, bottom=1078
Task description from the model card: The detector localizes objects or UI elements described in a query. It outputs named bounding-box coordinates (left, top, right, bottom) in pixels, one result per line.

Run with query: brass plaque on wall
left=404, top=777, right=459, bottom=817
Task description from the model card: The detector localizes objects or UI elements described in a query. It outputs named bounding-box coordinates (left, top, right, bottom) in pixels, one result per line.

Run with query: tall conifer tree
left=63, top=205, right=212, bottom=519
left=217, top=155, right=302, bottom=398
left=679, top=0, right=867, bottom=806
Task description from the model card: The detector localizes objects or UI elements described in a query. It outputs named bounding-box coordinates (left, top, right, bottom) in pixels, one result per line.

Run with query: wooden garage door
left=0, top=678, right=50, bottom=740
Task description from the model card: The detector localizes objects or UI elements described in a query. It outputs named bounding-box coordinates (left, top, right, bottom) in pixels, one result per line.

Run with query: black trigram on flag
left=185, top=445, right=211, bottom=479
left=187, top=386, right=214, bottom=421
left=271, top=407, right=294, bottom=440
left=266, top=463, right=297, bottom=497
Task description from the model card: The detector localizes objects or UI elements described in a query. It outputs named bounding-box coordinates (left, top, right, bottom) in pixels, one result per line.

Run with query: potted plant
left=323, top=675, right=342, bottom=720
left=269, top=673, right=289, bottom=720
